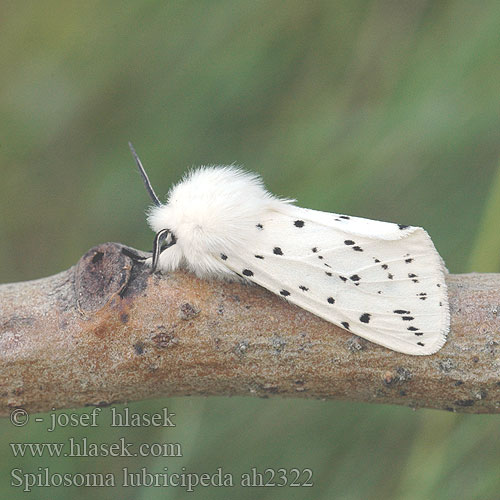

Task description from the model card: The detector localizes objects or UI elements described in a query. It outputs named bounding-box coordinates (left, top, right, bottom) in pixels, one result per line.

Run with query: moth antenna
left=128, top=142, right=161, bottom=207
left=152, top=228, right=176, bottom=272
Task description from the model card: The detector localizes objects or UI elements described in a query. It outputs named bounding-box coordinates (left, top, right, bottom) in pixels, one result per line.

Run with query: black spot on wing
left=398, top=224, right=409, bottom=230
left=327, top=297, right=335, bottom=304
left=242, top=269, right=254, bottom=277
left=402, top=316, right=414, bottom=321
left=341, top=321, right=350, bottom=330
left=417, top=342, right=425, bottom=347
left=360, top=313, right=371, bottom=323
left=325, top=271, right=332, bottom=277
left=255, top=255, right=264, bottom=259
left=339, top=276, right=348, bottom=282
left=407, top=326, right=419, bottom=331
left=280, top=289, right=290, bottom=297
left=353, top=246, right=363, bottom=252
left=381, top=264, right=388, bottom=270
left=394, top=310, right=410, bottom=314
left=405, top=258, right=413, bottom=263
left=273, top=247, right=283, bottom=255
left=340, top=215, right=350, bottom=220
left=312, top=247, right=318, bottom=253
left=350, top=274, right=360, bottom=282
left=256, top=223, right=263, bottom=230
left=299, top=285, right=309, bottom=291
left=220, top=254, right=228, bottom=260
left=344, top=240, right=355, bottom=245
left=294, top=220, right=305, bottom=227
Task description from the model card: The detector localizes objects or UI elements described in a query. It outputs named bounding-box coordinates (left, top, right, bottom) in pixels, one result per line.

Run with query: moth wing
left=220, top=206, right=449, bottom=355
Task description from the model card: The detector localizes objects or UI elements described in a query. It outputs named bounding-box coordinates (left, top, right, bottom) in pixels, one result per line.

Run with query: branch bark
left=1, top=242, right=499, bottom=416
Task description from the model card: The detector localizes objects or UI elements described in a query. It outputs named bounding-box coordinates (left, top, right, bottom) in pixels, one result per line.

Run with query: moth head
left=129, top=143, right=292, bottom=277
left=128, top=142, right=177, bottom=272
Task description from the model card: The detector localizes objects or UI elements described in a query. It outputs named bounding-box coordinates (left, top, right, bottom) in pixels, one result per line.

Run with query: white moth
left=129, top=143, right=449, bottom=355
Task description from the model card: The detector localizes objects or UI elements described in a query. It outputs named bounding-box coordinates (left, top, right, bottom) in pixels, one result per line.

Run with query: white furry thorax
left=147, top=167, right=292, bottom=278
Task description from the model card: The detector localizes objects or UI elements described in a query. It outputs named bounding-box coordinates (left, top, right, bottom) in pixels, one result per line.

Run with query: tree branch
left=1, top=242, right=499, bottom=416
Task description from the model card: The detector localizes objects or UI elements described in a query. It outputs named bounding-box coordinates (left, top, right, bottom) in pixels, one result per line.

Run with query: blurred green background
left=1, top=1, right=499, bottom=498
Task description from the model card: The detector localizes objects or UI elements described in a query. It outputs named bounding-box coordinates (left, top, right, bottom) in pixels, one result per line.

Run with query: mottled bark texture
left=0, top=243, right=499, bottom=416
